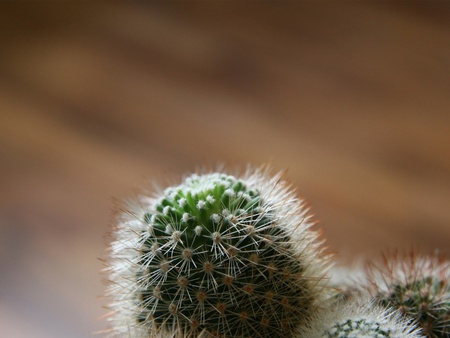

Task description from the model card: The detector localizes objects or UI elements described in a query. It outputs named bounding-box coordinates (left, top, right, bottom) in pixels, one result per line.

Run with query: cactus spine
left=106, top=169, right=331, bottom=337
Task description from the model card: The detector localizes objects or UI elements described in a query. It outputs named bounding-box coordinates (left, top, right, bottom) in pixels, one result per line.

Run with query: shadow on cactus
left=105, top=168, right=331, bottom=337
left=367, top=252, right=450, bottom=338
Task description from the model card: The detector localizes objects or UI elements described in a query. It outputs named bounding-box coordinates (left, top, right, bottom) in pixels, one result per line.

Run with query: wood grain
left=0, top=2, right=449, bottom=337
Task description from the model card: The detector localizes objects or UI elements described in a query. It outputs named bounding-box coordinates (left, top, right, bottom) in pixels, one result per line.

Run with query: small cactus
left=367, top=252, right=450, bottom=338
left=106, top=168, right=331, bottom=337
left=296, top=300, right=423, bottom=338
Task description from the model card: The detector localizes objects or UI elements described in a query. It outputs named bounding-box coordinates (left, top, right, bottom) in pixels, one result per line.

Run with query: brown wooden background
left=1, top=2, right=449, bottom=337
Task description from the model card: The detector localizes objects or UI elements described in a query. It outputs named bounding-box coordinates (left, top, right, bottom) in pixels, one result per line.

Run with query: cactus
left=296, top=299, right=423, bottom=338
left=366, top=252, right=450, bottom=338
left=105, top=168, right=331, bottom=337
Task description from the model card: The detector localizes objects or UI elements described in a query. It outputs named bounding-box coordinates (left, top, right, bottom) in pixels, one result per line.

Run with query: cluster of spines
left=367, top=252, right=450, bottom=338
left=106, top=170, right=330, bottom=337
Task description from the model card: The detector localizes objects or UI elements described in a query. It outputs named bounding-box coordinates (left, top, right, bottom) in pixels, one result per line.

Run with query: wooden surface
left=1, top=2, right=449, bottom=337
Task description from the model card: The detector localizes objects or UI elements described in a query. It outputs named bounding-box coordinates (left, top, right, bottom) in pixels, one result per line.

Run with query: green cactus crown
left=141, top=173, right=269, bottom=258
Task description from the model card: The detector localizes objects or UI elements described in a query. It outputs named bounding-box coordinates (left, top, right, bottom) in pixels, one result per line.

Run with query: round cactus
left=296, top=300, right=423, bottom=338
left=105, top=168, right=331, bottom=337
left=366, top=252, right=450, bottom=338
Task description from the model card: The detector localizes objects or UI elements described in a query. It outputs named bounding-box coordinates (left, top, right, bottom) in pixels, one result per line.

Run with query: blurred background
left=0, top=2, right=449, bottom=337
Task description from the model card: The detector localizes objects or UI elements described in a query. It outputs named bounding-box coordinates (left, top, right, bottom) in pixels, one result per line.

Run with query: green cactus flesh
left=323, top=318, right=393, bottom=338
left=134, top=173, right=313, bottom=337
left=379, top=277, right=450, bottom=338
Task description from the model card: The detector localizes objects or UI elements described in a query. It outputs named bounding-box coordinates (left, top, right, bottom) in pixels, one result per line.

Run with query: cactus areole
left=107, top=170, right=327, bottom=337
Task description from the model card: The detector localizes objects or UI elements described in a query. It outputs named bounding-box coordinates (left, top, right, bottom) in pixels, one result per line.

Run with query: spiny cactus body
left=296, top=300, right=423, bottom=338
left=367, top=252, right=450, bottom=338
left=106, top=168, right=331, bottom=337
